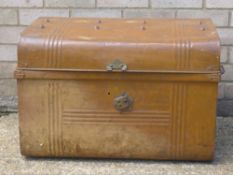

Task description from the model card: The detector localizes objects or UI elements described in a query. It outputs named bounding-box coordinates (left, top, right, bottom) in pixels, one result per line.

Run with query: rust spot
left=95, top=25, right=100, bottom=30
left=141, top=26, right=146, bottom=31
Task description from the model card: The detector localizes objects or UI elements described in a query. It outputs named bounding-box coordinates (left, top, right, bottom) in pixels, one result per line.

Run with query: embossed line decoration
left=170, top=83, right=187, bottom=159
left=44, top=19, right=68, bottom=68
left=174, top=21, right=191, bottom=70
left=62, top=110, right=171, bottom=126
left=47, top=81, right=63, bottom=156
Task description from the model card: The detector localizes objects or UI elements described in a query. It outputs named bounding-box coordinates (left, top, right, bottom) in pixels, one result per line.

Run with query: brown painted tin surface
left=16, top=17, right=220, bottom=160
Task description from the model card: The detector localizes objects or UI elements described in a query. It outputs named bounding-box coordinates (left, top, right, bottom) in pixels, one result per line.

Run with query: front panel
left=18, top=77, right=217, bottom=160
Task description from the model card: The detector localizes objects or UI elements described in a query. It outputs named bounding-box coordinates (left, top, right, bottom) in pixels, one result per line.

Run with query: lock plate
left=114, top=92, right=133, bottom=112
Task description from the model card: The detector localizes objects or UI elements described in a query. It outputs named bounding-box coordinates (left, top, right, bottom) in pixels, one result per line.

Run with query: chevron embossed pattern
left=44, top=20, right=68, bottom=68
left=174, top=21, right=191, bottom=70
left=62, top=110, right=171, bottom=126
left=170, top=83, right=187, bottom=159
left=47, top=81, right=63, bottom=156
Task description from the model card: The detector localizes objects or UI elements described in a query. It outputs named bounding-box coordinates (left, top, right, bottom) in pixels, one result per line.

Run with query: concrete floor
left=0, top=114, right=233, bottom=175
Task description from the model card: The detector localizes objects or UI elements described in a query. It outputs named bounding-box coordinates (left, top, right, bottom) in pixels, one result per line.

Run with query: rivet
left=46, top=18, right=50, bottom=23
left=40, top=24, right=45, bottom=29
left=97, top=20, right=102, bottom=24
left=39, top=143, right=44, bottom=147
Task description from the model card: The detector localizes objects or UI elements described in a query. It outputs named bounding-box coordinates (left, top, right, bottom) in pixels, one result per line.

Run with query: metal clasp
left=106, top=59, right=127, bottom=72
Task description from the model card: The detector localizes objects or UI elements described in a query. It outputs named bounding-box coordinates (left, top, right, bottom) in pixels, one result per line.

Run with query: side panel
left=183, top=83, right=217, bottom=160
left=18, top=78, right=217, bottom=160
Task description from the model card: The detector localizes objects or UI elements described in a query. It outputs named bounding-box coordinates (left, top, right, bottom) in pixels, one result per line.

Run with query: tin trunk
left=15, top=18, right=220, bottom=160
